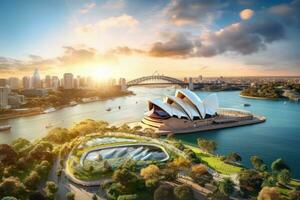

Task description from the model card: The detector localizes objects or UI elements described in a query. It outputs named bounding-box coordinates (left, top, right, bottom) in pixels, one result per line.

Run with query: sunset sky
left=0, top=0, right=299, bottom=80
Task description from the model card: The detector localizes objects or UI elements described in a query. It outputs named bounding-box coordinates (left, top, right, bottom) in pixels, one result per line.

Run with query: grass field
left=186, top=145, right=243, bottom=175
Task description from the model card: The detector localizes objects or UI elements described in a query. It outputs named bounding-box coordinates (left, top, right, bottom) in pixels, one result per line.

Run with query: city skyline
left=0, top=0, right=300, bottom=79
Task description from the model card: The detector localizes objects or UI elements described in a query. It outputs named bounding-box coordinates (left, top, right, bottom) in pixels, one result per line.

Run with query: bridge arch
left=127, top=75, right=185, bottom=86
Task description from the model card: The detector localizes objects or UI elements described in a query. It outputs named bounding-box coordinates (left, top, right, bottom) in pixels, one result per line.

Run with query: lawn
left=186, top=145, right=243, bottom=175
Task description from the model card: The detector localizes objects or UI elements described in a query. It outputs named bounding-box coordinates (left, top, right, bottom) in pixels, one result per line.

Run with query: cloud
left=97, top=14, right=138, bottom=31
left=166, top=0, right=223, bottom=26
left=269, top=0, right=300, bottom=27
left=240, top=9, right=254, bottom=20
left=107, top=46, right=145, bottom=55
left=149, top=32, right=195, bottom=58
left=75, top=14, right=139, bottom=34
left=148, top=18, right=285, bottom=58
left=80, top=2, right=96, bottom=14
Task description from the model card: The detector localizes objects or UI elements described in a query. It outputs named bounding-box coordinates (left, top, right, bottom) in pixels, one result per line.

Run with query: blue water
left=176, top=91, right=300, bottom=178
left=1, top=88, right=299, bottom=178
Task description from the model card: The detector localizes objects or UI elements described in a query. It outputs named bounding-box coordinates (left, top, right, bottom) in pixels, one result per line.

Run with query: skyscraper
left=45, top=75, right=51, bottom=88
left=63, top=73, right=74, bottom=89
left=0, top=86, right=10, bottom=109
left=22, top=76, right=31, bottom=89
left=51, top=76, right=60, bottom=89
left=0, top=79, right=7, bottom=87
left=8, top=77, right=20, bottom=89
left=32, top=68, right=41, bottom=88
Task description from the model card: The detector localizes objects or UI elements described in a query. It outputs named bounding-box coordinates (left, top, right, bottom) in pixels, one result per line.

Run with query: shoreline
left=0, top=92, right=134, bottom=121
left=239, top=94, right=277, bottom=100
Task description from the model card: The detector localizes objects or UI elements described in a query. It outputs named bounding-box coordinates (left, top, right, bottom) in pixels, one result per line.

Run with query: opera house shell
left=145, top=89, right=219, bottom=121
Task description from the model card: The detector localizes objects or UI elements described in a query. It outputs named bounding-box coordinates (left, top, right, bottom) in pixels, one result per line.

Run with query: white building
left=8, top=77, right=20, bottom=90
left=52, top=76, right=60, bottom=89
left=0, top=86, right=10, bottom=109
left=146, top=89, right=219, bottom=120
left=63, top=73, right=74, bottom=89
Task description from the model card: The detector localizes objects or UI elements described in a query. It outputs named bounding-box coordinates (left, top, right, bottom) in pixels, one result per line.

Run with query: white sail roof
left=203, top=93, right=219, bottom=115
left=148, top=99, right=188, bottom=119
left=175, top=89, right=206, bottom=118
left=165, top=96, right=200, bottom=120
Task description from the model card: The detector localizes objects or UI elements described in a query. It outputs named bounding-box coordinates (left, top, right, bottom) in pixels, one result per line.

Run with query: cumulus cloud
left=149, top=32, right=195, bottom=58
left=80, top=2, right=96, bottom=14
left=166, top=0, right=223, bottom=26
left=240, top=9, right=254, bottom=20
left=148, top=18, right=285, bottom=58
left=269, top=0, right=300, bottom=27
left=108, top=46, right=145, bottom=55
left=97, top=14, right=138, bottom=31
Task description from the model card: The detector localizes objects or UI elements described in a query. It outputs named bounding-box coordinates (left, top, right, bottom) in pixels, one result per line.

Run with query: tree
left=28, top=191, right=46, bottom=200
left=174, top=185, right=194, bottom=200
left=218, top=178, right=234, bottom=196
left=24, top=171, right=41, bottom=190
left=250, top=156, right=264, bottom=171
left=189, top=164, right=212, bottom=186
left=226, top=152, right=242, bottom=163
left=154, top=185, right=175, bottom=200
left=271, top=159, right=290, bottom=172
left=11, top=138, right=31, bottom=153
left=44, top=128, right=70, bottom=144
left=257, top=187, right=283, bottom=200
left=183, top=148, right=201, bottom=163
left=140, top=165, right=160, bottom=180
left=197, top=139, right=217, bottom=153
left=168, top=157, right=191, bottom=171
left=66, top=192, right=75, bottom=200
left=277, top=169, right=291, bottom=185
left=0, top=177, right=27, bottom=199
left=113, top=168, right=138, bottom=186
left=43, top=181, right=58, bottom=199
left=239, top=169, right=263, bottom=197
left=0, top=144, right=17, bottom=165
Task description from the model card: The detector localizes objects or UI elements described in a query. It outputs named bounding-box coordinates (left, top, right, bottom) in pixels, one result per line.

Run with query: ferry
left=243, top=103, right=251, bottom=107
left=106, top=108, right=112, bottom=111
left=43, top=107, right=56, bottom=113
left=0, top=125, right=11, bottom=132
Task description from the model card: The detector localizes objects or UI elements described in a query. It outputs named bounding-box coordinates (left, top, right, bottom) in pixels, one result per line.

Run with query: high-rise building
left=32, top=68, right=41, bottom=88
left=0, top=86, right=10, bottom=109
left=45, top=75, right=51, bottom=88
left=63, top=73, right=74, bottom=89
left=0, top=79, right=7, bottom=87
left=79, top=76, right=86, bottom=88
left=73, top=78, right=79, bottom=89
left=119, top=78, right=127, bottom=91
left=22, top=76, right=31, bottom=89
left=52, top=76, right=60, bottom=89
left=8, top=77, right=20, bottom=89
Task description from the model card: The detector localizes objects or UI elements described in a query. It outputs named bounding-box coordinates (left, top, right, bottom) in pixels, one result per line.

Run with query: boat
left=118, top=106, right=121, bottom=109
left=45, top=123, right=53, bottom=129
left=70, top=101, right=78, bottom=106
left=0, top=125, right=11, bottom=131
left=243, top=103, right=251, bottom=107
left=106, top=108, right=111, bottom=111
left=43, top=107, right=56, bottom=113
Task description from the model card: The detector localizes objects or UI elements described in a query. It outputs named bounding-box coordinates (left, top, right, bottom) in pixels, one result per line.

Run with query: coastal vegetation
left=241, top=81, right=300, bottom=99
left=1, top=119, right=300, bottom=200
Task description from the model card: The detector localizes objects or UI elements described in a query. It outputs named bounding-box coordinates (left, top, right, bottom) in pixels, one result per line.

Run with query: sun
left=86, top=65, right=114, bottom=81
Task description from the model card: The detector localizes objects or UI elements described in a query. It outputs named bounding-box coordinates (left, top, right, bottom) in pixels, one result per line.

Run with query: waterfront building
left=8, top=77, right=20, bottom=90
left=188, top=77, right=194, bottom=90
left=0, top=79, right=7, bottom=87
left=119, top=78, right=127, bottom=91
left=32, top=68, right=41, bottom=89
left=0, top=86, right=10, bottom=109
left=141, top=89, right=264, bottom=134
left=22, top=76, right=31, bottom=89
left=63, top=73, right=74, bottom=89
left=44, top=75, right=51, bottom=88
left=8, top=93, right=26, bottom=108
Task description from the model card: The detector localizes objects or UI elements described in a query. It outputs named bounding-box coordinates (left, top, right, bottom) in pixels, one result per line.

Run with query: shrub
left=66, top=192, right=75, bottom=200
left=239, top=169, right=263, bottom=197
left=174, top=185, right=194, bottom=200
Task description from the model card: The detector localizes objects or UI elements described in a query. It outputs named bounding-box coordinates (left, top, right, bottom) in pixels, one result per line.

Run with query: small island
left=240, top=82, right=300, bottom=101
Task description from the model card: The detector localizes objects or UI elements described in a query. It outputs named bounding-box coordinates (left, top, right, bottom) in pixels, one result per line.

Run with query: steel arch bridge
left=127, top=75, right=186, bottom=87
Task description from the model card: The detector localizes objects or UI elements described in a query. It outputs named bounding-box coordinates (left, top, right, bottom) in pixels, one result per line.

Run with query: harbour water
left=0, top=87, right=299, bottom=178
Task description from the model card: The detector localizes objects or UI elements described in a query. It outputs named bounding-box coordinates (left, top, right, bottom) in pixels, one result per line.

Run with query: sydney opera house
left=141, top=89, right=265, bottom=134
